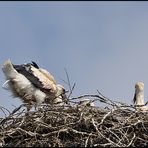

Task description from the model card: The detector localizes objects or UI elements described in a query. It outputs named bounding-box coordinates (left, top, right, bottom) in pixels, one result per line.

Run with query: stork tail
left=2, top=59, right=18, bottom=79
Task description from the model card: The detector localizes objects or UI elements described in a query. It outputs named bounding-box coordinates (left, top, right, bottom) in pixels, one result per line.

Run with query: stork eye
left=63, top=89, right=66, bottom=94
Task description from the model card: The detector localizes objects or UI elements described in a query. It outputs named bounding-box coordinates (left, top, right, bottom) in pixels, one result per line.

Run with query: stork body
left=2, top=59, right=67, bottom=110
left=133, top=82, right=145, bottom=106
left=133, top=82, right=148, bottom=112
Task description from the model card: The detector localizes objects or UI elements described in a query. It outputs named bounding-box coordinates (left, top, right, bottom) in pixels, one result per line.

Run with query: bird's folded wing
left=39, top=68, right=57, bottom=84
left=133, top=93, right=136, bottom=104
left=13, top=64, right=57, bottom=93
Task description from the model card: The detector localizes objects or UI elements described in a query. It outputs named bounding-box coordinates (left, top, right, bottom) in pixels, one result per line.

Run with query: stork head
left=56, top=84, right=68, bottom=103
left=133, top=82, right=145, bottom=106
left=135, top=82, right=144, bottom=92
left=56, top=84, right=65, bottom=95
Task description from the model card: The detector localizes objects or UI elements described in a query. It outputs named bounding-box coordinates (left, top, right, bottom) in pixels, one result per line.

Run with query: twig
left=62, top=68, right=76, bottom=98
left=97, top=90, right=118, bottom=107
left=97, top=110, right=112, bottom=126
left=92, top=118, right=121, bottom=147
left=127, top=133, right=135, bottom=147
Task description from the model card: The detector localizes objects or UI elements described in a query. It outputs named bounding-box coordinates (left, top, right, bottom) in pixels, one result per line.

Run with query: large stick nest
left=0, top=92, right=148, bottom=147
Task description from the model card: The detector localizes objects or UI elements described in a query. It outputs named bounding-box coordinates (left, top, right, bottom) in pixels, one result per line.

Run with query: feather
left=13, top=63, right=56, bottom=93
left=31, top=61, right=39, bottom=69
left=133, top=92, right=136, bottom=104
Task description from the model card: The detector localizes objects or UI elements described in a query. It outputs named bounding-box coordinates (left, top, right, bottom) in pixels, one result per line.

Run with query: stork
left=133, top=82, right=148, bottom=112
left=2, top=59, right=67, bottom=110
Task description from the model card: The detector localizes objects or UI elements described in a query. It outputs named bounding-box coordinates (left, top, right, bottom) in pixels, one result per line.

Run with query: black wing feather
left=13, top=63, right=44, bottom=90
left=31, top=61, right=39, bottom=69
left=133, top=93, right=136, bottom=104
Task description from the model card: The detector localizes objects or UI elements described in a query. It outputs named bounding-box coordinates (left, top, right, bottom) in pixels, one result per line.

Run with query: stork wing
left=39, top=68, right=57, bottom=84
left=13, top=63, right=57, bottom=93
left=133, top=93, right=136, bottom=104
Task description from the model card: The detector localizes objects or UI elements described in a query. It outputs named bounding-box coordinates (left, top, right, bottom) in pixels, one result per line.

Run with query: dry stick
left=64, top=68, right=76, bottom=99
left=117, top=129, right=129, bottom=146
left=85, top=133, right=92, bottom=147
left=68, top=83, right=76, bottom=99
left=107, top=129, right=128, bottom=146
left=71, top=94, right=106, bottom=102
left=15, top=127, right=37, bottom=136
left=60, top=69, right=75, bottom=100
left=71, top=94, right=114, bottom=107
left=0, top=106, right=11, bottom=117
left=10, top=104, right=26, bottom=115
left=64, top=68, right=72, bottom=91
left=94, top=143, right=112, bottom=147
left=17, top=116, right=26, bottom=127
left=137, top=136, right=148, bottom=143
left=141, top=121, right=147, bottom=132
left=92, top=118, right=121, bottom=147
left=123, top=112, right=137, bottom=126
left=127, top=133, right=136, bottom=147
left=42, top=116, right=97, bottom=137
left=69, top=128, right=96, bottom=137
left=108, top=129, right=123, bottom=146
left=97, top=110, right=112, bottom=126
left=42, top=128, right=68, bottom=137
left=0, top=104, right=26, bottom=125
left=97, top=90, right=118, bottom=107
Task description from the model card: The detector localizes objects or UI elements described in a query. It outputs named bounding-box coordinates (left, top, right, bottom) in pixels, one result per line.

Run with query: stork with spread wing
left=2, top=59, right=67, bottom=110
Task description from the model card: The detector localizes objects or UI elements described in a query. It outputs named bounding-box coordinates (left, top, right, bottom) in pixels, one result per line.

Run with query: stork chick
left=2, top=59, right=67, bottom=110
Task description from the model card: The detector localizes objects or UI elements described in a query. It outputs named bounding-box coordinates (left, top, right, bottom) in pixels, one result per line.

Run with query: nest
left=0, top=93, right=148, bottom=147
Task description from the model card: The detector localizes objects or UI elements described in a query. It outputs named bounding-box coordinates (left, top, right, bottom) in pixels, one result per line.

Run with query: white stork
left=2, top=59, right=67, bottom=110
left=133, top=82, right=148, bottom=112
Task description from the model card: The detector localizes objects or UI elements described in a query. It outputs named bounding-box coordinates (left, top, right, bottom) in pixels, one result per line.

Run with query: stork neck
left=135, top=90, right=144, bottom=105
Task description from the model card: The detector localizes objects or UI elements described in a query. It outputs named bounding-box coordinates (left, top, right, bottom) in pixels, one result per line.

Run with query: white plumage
left=78, top=99, right=94, bottom=107
left=2, top=59, right=67, bottom=110
left=133, top=82, right=148, bottom=112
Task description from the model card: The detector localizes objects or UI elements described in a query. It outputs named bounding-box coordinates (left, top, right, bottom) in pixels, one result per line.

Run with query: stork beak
left=61, top=93, right=68, bottom=104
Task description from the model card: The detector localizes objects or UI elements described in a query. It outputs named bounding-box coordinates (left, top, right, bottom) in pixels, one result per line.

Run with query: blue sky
left=1, top=2, right=148, bottom=115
